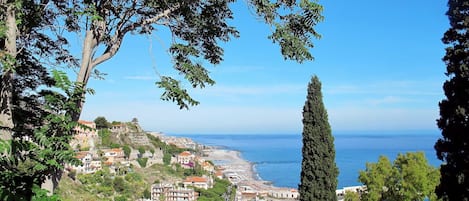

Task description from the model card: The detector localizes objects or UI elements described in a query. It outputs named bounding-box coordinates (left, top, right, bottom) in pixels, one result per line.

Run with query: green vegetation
left=57, top=168, right=147, bottom=201
left=299, top=76, right=338, bottom=201
left=98, top=129, right=112, bottom=147
left=94, top=116, right=110, bottom=129
left=1, top=0, right=324, bottom=198
left=123, top=145, right=131, bottom=159
left=344, top=191, right=360, bottom=201
left=138, top=146, right=146, bottom=156
left=196, top=178, right=232, bottom=201
left=147, top=134, right=190, bottom=165
left=359, top=152, right=439, bottom=201
left=434, top=1, right=469, bottom=200
left=0, top=69, right=84, bottom=200
left=137, top=158, right=148, bottom=168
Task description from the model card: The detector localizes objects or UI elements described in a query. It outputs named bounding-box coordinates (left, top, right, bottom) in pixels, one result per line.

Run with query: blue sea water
left=172, top=132, right=441, bottom=189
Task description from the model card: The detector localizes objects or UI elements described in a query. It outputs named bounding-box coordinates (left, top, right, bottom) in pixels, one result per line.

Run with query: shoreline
left=156, top=132, right=300, bottom=200
left=202, top=145, right=296, bottom=192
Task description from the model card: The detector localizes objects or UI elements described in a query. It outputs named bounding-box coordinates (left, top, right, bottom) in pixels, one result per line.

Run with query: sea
left=172, top=131, right=441, bottom=189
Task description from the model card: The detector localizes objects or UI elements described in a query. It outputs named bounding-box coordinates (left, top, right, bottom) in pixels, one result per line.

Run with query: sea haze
left=172, top=132, right=441, bottom=189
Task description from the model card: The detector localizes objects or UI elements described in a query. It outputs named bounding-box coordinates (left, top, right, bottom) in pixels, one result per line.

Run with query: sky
left=78, top=0, right=449, bottom=135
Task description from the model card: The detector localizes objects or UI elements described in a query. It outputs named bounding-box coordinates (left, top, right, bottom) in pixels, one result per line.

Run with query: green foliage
left=143, top=189, right=151, bottom=199
left=59, top=0, right=323, bottom=110
left=1, top=69, right=83, bottom=199
left=359, top=152, right=440, bottom=201
left=31, top=185, right=60, bottom=201
left=113, top=177, right=126, bottom=192
left=434, top=1, right=469, bottom=200
left=125, top=172, right=142, bottom=183
left=138, top=146, right=146, bottom=156
left=196, top=178, right=232, bottom=201
left=156, top=76, right=200, bottom=109
left=94, top=116, right=110, bottom=129
left=66, top=167, right=146, bottom=200
left=163, top=153, right=172, bottom=165
left=98, top=129, right=112, bottom=147
left=147, top=133, right=189, bottom=165
left=344, top=191, right=360, bottom=201
left=110, top=143, right=121, bottom=149
left=299, top=75, right=338, bottom=201
left=251, top=0, right=324, bottom=62
left=122, top=145, right=131, bottom=159
left=137, top=158, right=148, bottom=168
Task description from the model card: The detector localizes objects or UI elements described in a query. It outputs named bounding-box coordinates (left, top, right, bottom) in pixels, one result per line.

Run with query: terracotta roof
left=179, top=151, right=192, bottom=157
left=184, top=176, right=207, bottom=183
left=75, top=151, right=90, bottom=159
left=78, top=120, right=94, bottom=125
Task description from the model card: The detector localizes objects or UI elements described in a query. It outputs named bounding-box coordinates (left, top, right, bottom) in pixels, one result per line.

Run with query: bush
left=113, top=177, right=126, bottom=192
left=137, top=158, right=148, bottom=168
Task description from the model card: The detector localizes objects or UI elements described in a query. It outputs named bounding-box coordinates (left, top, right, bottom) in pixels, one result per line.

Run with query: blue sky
left=78, top=0, right=448, bottom=134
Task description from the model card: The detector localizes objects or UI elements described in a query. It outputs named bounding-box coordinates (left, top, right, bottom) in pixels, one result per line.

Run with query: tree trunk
left=71, top=30, right=97, bottom=121
left=0, top=3, right=17, bottom=141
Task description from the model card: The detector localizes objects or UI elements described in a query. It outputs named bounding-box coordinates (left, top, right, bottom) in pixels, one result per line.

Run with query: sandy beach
left=202, top=147, right=299, bottom=200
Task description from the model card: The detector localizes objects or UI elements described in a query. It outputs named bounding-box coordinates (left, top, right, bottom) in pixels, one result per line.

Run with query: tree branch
left=91, top=4, right=180, bottom=68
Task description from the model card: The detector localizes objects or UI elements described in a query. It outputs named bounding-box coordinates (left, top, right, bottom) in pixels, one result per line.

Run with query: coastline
left=201, top=145, right=298, bottom=197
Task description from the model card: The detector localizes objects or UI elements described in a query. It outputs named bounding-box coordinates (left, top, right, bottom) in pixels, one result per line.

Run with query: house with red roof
left=177, top=151, right=195, bottom=168
left=183, top=176, right=213, bottom=190
left=66, top=151, right=101, bottom=174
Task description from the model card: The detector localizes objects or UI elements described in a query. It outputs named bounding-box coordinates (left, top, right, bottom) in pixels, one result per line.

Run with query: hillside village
left=60, top=117, right=307, bottom=201
left=58, top=117, right=229, bottom=201
left=57, top=117, right=363, bottom=201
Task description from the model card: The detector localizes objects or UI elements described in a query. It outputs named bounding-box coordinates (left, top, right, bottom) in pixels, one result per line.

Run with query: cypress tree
left=434, top=0, right=469, bottom=200
left=299, top=76, right=338, bottom=201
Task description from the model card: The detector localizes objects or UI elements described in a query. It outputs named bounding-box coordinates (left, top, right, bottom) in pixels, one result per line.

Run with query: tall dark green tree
left=94, top=116, right=110, bottom=129
left=299, top=76, right=338, bottom=201
left=434, top=0, right=469, bottom=200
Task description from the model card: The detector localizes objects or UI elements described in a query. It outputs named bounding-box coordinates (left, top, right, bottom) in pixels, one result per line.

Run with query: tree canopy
left=359, top=152, right=439, bottom=201
left=94, top=116, right=110, bottom=129
left=434, top=0, right=469, bottom=200
left=1, top=0, right=324, bottom=198
left=51, top=0, right=324, bottom=117
left=299, top=75, right=338, bottom=201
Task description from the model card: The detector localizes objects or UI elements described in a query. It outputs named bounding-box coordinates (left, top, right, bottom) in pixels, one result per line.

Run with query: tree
left=94, top=116, right=110, bottom=129
left=359, top=152, right=439, bottom=201
left=138, top=146, right=146, bottom=157
left=113, top=177, right=126, bottom=192
left=123, top=145, right=131, bottom=159
left=48, top=0, right=324, bottom=120
left=344, top=191, right=360, bottom=201
left=299, top=75, right=338, bottom=201
left=434, top=0, right=469, bottom=200
left=143, top=189, right=151, bottom=199
left=1, top=1, right=81, bottom=199
left=2, top=0, right=325, bottom=197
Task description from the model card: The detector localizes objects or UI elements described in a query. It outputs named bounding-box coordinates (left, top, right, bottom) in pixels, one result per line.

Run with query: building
left=201, top=161, right=215, bottom=173
left=336, top=185, right=366, bottom=201
left=151, top=183, right=196, bottom=201
left=75, top=120, right=98, bottom=136
left=102, top=148, right=125, bottom=165
left=66, top=151, right=101, bottom=174
left=71, top=120, right=98, bottom=149
left=268, top=188, right=299, bottom=199
left=183, top=176, right=212, bottom=190
left=177, top=151, right=195, bottom=168
left=110, top=123, right=129, bottom=133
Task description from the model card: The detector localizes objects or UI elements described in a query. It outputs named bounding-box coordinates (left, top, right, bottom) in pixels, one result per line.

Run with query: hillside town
left=64, top=117, right=363, bottom=201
